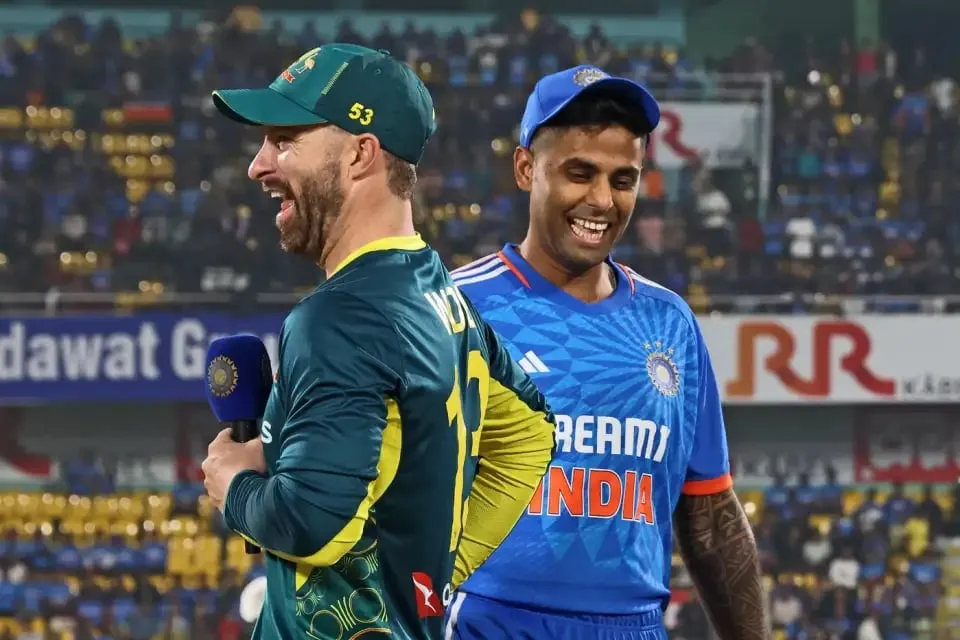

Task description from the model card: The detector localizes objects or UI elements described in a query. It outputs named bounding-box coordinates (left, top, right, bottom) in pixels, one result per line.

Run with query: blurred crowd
left=671, top=476, right=958, bottom=640
left=0, top=8, right=957, bottom=315
left=0, top=451, right=259, bottom=640
left=1, top=447, right=955, bottom=639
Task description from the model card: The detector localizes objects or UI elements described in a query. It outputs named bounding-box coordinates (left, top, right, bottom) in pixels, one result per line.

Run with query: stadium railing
left=1, top=292, right=958, bottom=315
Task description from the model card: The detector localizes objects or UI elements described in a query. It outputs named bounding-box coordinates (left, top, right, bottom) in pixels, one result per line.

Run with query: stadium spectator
left=802, top=525, right=833, bottom=571
left=769, top=583, right=804, bottom=628
left=828, top=546, right=861, bottom=590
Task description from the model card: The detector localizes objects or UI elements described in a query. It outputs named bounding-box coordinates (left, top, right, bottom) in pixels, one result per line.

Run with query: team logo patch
left=207, top=355, right=238, bottom=398
left=573, top=67, right=608, bottom=87
left=411, top=572, right=443, bottom=618
left=645, top=341, right=679, bottom=397
left=280, top=47, right=320, bottom=83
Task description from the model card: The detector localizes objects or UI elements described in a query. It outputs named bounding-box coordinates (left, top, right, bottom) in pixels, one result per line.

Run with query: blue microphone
left=205, top=334, right=274, bottom=554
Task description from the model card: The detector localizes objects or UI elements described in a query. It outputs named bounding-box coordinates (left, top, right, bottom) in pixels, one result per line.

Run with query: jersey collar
left=330, top=234, right=426, bottom=276
left=499, top=243, right=634, bottom=315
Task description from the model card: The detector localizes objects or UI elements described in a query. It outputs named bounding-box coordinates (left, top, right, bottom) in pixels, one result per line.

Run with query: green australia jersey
left=223, top=234, right=555, bottom=640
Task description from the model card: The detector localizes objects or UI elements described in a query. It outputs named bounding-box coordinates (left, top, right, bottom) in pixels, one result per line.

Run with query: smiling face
left=516, top=123, right=645, bottom=274
left=247, top=124, right=347, bottom=261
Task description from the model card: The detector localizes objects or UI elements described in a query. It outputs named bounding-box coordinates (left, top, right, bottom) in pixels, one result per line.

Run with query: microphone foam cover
left=205, top=334, right=273, bottom=423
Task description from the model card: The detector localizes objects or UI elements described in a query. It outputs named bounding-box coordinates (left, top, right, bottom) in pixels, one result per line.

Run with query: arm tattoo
left=674, top=488, right=770, bottom=640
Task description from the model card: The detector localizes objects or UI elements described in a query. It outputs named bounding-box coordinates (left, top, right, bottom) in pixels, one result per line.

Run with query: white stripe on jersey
left=520, top=350, right=549, bottom=373
left=444, top=591, right=467, bottom=640
left=627, top=267, right=669, bottom=291
left=452, top=264, right=510, bottom=286
left=450, top=253, right=501, bottom=278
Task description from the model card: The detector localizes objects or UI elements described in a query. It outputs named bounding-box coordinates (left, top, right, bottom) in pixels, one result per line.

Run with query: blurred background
left=0, top=0, right=958, bottom=638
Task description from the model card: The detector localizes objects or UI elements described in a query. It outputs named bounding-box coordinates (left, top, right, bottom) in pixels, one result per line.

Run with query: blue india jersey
left=452, top=244, right=732, bottom=615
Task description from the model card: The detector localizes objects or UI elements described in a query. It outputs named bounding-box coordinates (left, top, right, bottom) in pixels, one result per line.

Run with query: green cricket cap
left=212, top=43, right=436, bottom=165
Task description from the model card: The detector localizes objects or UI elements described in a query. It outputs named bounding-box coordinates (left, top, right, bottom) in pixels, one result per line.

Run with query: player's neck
left=517, top=238, right=616, bottom=303
left=321, top=195, right=416, bottom=277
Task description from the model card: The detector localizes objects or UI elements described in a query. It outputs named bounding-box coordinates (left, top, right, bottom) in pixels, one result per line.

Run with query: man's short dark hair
left=530, top=88, right=653, bottom=150
left=385, top=151, right=417, bottom=200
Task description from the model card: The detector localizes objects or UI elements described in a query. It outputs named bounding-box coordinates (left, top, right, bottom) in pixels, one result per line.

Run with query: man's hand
left=202, top=428, right=267, bottom=511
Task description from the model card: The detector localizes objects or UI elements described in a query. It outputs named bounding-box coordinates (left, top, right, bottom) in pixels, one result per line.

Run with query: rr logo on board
left=726, top=321, right=895, bottom=399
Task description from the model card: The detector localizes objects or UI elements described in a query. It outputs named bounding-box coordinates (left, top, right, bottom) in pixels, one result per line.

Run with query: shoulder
left=451, top=253, right=506, bottom=284
left=451, top=253, right=520, bottom=301
left=282, top=288, right=402, bottom=366
left=621, top=265, right=700, bottom=337
left=286, top=287, right=391, bottom=329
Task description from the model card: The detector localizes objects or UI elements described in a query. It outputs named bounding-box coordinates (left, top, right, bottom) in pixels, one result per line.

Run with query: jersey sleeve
left=223, top=290, right=404, bottom=566
left=453, top=310, right=555, bottom=587
left=681, top=318, right=733, bottom=496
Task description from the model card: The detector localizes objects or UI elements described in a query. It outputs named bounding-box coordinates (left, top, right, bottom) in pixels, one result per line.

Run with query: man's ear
left=345, top=133, right=382, bottom=181
left=514, top=146, right=534, bottom=193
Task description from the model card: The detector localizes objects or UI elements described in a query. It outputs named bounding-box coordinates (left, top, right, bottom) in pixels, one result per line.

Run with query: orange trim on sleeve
left=615, top=263, right=635, bottom=294
left=681, top=473, right=733, bottom=496
left=497, top=250, right=531, bottom=288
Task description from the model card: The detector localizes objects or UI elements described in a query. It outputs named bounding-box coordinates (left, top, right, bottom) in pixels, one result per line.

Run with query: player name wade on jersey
left=529, top=414, right=669, bottom=525
left=423, top=286, right=475, bottom=334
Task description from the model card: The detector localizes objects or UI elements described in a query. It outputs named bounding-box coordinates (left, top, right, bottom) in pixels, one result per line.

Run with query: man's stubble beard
left=278, top=162, right=345, bottom=264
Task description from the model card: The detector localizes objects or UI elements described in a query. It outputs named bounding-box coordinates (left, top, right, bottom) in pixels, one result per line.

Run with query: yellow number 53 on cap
left=348, top=102, right=374, bottom=126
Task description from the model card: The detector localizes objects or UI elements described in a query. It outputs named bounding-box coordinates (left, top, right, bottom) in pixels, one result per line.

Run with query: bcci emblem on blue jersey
left=645, top=342, right=680, bottom=397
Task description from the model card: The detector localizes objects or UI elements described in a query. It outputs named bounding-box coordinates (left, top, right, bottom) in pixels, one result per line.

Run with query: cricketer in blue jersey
left=448, top=66, right=770, bottom=640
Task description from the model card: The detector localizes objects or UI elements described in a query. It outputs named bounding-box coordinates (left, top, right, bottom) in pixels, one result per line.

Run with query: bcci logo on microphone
left=207, top=355, right=238, bottom=397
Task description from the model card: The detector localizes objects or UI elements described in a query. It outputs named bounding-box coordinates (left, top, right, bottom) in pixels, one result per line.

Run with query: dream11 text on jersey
left=527, top=414, right=669, bottom=524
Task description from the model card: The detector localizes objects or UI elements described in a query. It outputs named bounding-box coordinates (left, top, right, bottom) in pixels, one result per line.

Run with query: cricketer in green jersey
left=200, top=43, right=556, bottom=640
